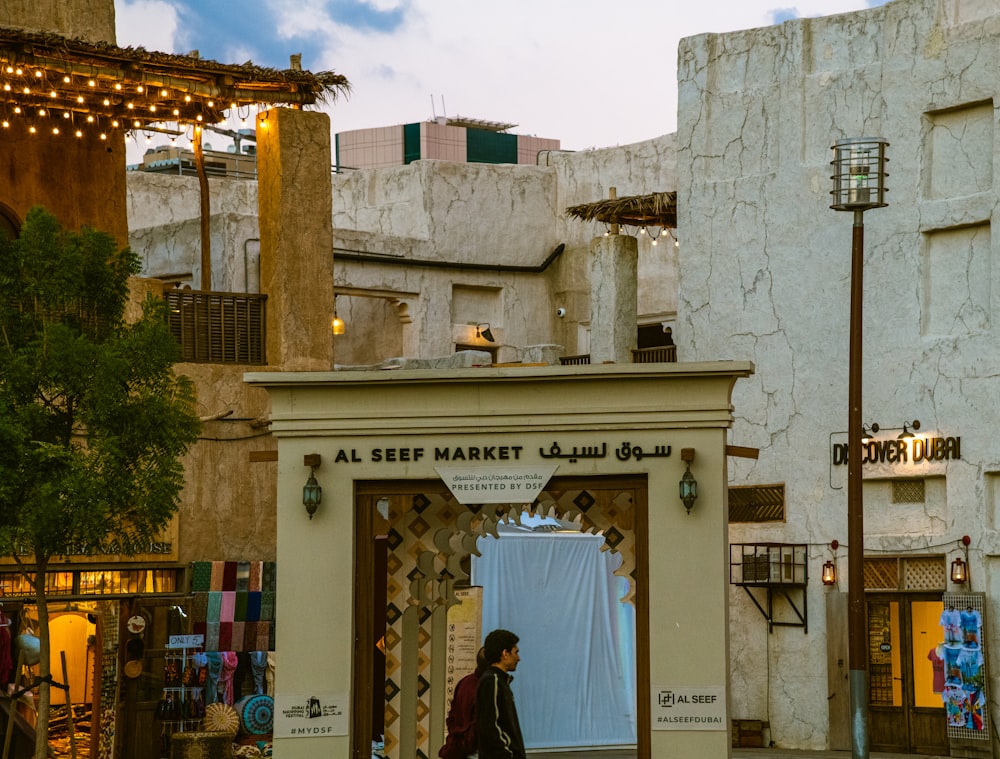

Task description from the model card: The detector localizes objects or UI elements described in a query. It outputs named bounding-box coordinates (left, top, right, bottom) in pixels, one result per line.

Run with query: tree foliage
left=0, top=207, right=201, bottom=755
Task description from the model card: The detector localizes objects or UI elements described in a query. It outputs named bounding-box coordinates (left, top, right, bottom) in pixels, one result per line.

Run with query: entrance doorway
left=867, top=594, right=947, bottom=754
left=351, top=476, right=649, bottom=759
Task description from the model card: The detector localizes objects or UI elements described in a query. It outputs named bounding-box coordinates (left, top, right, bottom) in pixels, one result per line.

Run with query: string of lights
left=0, top=27, right=348, bottom=142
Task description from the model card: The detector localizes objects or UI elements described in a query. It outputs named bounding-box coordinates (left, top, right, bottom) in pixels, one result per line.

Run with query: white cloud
left=115, top=0, right=181, bottom=52
left=114, top=0, right=886, bottom=154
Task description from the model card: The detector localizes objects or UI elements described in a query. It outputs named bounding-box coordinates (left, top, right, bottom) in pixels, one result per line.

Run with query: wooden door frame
left=867, top=592, right=946, bottom=754
left=350, top=476, right=650, bottom=759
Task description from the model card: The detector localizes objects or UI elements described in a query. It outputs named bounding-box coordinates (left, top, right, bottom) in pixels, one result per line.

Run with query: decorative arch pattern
left=377, top=480, right=639, bottom=759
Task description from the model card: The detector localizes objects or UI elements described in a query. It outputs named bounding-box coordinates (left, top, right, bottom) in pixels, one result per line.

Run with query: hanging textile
left=473, top=531, right=636, bottom=749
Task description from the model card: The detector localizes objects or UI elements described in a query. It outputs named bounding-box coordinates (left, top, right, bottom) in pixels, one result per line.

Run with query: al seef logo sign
left=651, top=686, right=726, bottom=731
left=831, top=436, right=961, bottom=466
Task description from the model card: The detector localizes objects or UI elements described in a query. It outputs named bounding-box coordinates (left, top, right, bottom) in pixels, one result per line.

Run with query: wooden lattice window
left=729, top=484, right=785, bottom=523
left=892, top=479, right=925, bottom=503
left=864, top=556, right=946, bottom=590
left=165, top=289, right=266, bottom=365
left=903, top=557, right=946, bottom=590
left=864, top=558, right=899, bottom=590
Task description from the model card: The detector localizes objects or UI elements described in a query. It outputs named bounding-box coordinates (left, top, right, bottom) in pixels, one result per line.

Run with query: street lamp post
left=830, top=137, right=889, bottom=759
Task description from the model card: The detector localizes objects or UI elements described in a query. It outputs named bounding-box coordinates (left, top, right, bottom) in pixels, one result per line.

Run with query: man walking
left=476, top=629, right=526, bottom=759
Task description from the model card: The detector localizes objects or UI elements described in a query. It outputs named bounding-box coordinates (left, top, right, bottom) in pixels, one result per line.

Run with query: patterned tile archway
left=372, top=478, right=643, bottom=759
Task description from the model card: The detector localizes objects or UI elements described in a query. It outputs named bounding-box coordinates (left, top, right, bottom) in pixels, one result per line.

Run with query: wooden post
left=2, top=650, right=25, bottom=759
left=193, top=124, right=212, bottom=291
left=59, top=652, right=76, bottom=759
left=609, top=187, right=619, bottom=235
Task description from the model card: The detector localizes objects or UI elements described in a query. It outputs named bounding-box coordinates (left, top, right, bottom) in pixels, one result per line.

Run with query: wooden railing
left=558, top=345, right=677, bottom=365
left=631, top=345, right=676, bottom=363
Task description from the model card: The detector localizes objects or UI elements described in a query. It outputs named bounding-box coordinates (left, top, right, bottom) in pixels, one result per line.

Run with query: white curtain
left=472, top=531, right=636, bottom=749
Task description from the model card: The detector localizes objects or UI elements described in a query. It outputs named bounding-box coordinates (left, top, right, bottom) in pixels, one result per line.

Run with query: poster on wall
left=445, top=586, right=483, bottom=705
left=941, top=592, right=989, bottom=741
left=273, top=692, right=348, bottom=738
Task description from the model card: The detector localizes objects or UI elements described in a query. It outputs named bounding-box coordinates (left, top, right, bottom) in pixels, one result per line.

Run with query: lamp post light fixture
left=679, top=447, right=698, bottom=514
left=830, top=136, right=889, bottom=759
left=302, top=453, right=322, bottom=519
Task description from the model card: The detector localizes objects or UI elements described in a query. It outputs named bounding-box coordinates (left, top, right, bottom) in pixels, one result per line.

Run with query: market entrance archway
left=249, top=361, right=752, bottom=759
left=352, top=476, right=647, bottom=758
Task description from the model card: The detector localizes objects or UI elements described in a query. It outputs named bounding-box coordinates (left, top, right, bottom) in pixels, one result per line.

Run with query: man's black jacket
left=476, top=665, right=526, bottom=759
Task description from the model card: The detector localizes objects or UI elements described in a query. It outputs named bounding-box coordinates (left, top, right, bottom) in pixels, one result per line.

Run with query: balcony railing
left=165, top=289, right=267, bottom=365
left=558, top=345, right=677, bottom=366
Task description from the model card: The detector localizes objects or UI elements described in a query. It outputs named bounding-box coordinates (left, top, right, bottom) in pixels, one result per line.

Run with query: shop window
left=892, top=479, right=925, bottom=503
left=729, top=484, right=785, bottom=523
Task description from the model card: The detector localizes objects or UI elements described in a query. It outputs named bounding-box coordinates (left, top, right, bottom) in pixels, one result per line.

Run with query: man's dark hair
left=483, top=629, right=519, bottom=665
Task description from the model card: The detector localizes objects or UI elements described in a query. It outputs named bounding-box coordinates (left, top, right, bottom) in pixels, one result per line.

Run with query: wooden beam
left=726, top=445, right=760, bottom=459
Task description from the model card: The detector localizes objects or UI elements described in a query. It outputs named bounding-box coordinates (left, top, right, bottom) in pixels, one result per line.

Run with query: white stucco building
left=124, top=0, right=1000, bottom=755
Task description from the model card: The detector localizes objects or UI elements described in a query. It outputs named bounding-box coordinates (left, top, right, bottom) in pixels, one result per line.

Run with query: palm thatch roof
left=0, top=26, right=349, bottom=131
left=565, top=191, right=676, bottom=229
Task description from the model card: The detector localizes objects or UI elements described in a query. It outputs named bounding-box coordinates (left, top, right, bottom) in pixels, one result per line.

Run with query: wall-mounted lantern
left=950, top=557, right=968, bottom=585
left=951, top=535, right=971, bottom=585
left=679, top=448, right=697, bottom=515
left=822, top=561, right=837, bottom=586
left=303, top=453, right=322, bottom=519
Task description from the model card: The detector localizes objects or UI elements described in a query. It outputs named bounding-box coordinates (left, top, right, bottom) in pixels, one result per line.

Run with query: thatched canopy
left=565, top=191, right=676, bottom=229
left=0, top=26, right=350, bottom=133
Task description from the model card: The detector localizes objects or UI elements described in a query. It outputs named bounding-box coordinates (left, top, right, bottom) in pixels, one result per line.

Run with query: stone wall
left=0, top=0, right=116, bottom=43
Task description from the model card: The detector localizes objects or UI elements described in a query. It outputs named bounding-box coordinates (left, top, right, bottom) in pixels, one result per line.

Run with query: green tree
left=0, top=207, right=201, bottom=758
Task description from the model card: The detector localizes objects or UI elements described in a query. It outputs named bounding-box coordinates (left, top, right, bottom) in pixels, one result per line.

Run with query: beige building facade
left=246, top=363, right=751, bottom=759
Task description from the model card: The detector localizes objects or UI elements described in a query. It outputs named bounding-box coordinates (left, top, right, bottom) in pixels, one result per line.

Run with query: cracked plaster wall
left=678, top=0, right=1000, bottom=748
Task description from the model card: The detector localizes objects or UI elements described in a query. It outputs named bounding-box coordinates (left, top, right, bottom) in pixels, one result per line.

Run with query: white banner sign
left=435, top=466, right=556, bottom=504
left=651, top=685, right=727, bottom=731
left=274, top=693, right=349, bottom=738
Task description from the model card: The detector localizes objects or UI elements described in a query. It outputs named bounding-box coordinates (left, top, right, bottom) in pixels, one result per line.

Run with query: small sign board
left=274, top=692, right=349, bottom=738
left=166, top=634, right=204, bottom=649
left=651, top=685, right=727, bottom=730
left=435, top=466, right=556, bottom=504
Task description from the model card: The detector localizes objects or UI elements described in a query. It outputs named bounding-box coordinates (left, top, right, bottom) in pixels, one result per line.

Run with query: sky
left=115, top=0, right=891, bottom=153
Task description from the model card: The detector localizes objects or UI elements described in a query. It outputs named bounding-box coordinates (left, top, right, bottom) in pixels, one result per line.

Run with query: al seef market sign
left=831, top=435, right=961, bottom=466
